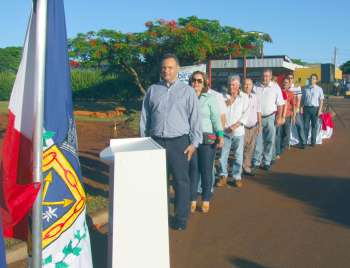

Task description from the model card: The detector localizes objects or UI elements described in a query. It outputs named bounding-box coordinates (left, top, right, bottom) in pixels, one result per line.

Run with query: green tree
left=0, top=47, right=22, bottom=72
left=340, top=60, right=350, bottom=74
left=68, top=16, right=272, bottom=96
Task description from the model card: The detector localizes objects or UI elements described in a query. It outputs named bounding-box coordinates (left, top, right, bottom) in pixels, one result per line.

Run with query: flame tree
left=68, top=16, right=272, bottom=96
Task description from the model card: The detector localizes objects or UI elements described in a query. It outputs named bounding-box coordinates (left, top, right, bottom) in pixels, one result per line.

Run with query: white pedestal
left=100, top=137, right=170, bottom=268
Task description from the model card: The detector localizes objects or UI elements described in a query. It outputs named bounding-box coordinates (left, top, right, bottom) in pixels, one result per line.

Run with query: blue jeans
left=197, top=162, right=215, bottom=194
left=190, top=144, right=216, bottom=201
left=295, top=113, right=306, bottom=145
left=275, top=117, right=291, bottom=157
left=219, top=135, right=244, bottom=180
left=253, top=114, right=276, bottom=166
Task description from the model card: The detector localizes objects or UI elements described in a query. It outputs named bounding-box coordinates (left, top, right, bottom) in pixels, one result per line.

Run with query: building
left=209, top=55, right=304, bottom=90
left=294, top=63, right=343, bottom=86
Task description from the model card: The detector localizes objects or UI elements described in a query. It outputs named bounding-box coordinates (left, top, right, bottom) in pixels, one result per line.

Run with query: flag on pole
left=0, top=9, right=40, bottom=240
left=40, top=0, right=93, bottom=267
left=1, top=0, right=93, bottom=266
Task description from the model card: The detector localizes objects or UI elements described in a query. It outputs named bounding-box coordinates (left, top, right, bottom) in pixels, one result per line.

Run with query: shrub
left=0, top=72, right=16, bottom=100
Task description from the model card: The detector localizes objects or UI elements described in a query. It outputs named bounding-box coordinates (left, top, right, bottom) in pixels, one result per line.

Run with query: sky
left=0, top=0, right=349, bottom=66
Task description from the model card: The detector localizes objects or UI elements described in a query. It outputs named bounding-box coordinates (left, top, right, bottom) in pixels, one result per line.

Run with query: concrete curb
left=6, top=209, right=109, bottom=264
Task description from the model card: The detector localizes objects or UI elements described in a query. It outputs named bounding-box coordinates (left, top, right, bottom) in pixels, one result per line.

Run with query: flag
left=319, top=112, right=334, bottom=140
left=0, top=216, right=6, bottom=268
left=1, top=0, right=92, bottom=266
left=40, top=1, right=93, bottom=267
left=0, top=6, right=40, bottom=240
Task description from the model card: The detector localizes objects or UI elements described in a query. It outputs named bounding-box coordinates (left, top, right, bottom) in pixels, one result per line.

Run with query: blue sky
left=1, top=0, right=349, bottom=65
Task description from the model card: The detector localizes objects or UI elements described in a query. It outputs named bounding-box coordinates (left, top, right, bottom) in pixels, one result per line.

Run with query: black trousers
left=153, top=135, right=191, bottom=226
left=190, top=143, right=216, bottom=202
left=303, top=106, right=319, bottom=145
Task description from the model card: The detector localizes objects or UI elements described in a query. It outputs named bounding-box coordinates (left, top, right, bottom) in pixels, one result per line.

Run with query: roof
left=211, top=55, right=305, bottom=71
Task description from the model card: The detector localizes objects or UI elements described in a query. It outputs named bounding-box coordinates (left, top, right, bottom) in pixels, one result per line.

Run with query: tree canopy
left=0, top=47, right=22, bottom=72
left=340, top=60, right=350, bottom=74
left=68, top=16, right=272, bottom=95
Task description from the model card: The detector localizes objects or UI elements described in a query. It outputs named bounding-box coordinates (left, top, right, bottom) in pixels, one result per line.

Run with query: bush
left=0, top=69, right=141, bottom=102
left=0, top=72, right=16, bottom=100
left=71, top=69, right=141, bottom=102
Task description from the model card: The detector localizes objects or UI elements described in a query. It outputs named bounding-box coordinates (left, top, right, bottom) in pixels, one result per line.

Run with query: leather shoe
left=216, top=176, right=227, bottom=187
left=243, top=169, right=255, bottom=176
left=171, top=220, right=186, bottom=231
left=235, top=180, right=243, bottom=188
left=262, top=165, right=271, bottom=171
left=190, top=201, right=197, bottom=213
left=201, top=201, right=210, bottom=213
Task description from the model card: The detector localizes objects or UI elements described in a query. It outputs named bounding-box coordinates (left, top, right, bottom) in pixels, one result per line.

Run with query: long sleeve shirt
left=224, top=92, right=250, bottom=137
left=140, top=80, right=202, bottom=147
left=245, top=92, right=262, bottom=128
left=302, top=85, right=324, bottom=107
left=198, top=93, right=224, bottom=137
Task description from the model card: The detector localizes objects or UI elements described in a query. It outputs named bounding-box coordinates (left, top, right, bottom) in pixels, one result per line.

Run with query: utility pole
left=333, top=47, right=337, bottom=80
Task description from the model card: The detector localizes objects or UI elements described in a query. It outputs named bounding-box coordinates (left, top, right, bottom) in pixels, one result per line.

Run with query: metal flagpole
left=32, top=0, right=48, bottom=267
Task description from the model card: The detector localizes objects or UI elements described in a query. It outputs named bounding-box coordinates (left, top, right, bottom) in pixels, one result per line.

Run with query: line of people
left=140, top=54, right=324, bottom=230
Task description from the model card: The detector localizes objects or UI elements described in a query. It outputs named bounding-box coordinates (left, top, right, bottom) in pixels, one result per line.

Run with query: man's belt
left=262, top=112, right=276, bottom=118
left=245, top=123, right=257, bottom=130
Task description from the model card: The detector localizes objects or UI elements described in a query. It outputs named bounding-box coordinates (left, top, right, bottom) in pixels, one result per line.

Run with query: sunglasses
left=192, top=78, right=203, bottom=84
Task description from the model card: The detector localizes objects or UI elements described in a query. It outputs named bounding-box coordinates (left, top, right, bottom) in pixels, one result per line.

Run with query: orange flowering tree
left=68, top=16, right=272, bottom=96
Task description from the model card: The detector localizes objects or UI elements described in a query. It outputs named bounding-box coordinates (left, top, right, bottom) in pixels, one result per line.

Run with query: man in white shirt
left=242, top=78, right=262, bottom=176
left=252, top=69, right=284, bottom=170
left=217, top=75, right=249, bottom=188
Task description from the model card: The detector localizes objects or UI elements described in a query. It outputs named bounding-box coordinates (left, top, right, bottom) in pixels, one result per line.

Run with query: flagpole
left=32, top=0, right=48, bottom=267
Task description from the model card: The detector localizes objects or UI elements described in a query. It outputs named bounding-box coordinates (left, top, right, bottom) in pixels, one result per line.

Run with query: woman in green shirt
left=189, top=71, right=224, bottom=213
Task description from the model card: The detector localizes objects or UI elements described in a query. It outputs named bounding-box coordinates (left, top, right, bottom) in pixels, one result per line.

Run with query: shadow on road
left=253, top=172, right=350, bottom=228
left=228, top=257, right=269, bottom=268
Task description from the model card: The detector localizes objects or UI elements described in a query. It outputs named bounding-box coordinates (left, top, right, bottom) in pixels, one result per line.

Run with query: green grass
left=86, top=194, right=108, bottom=215
left=0, top=101, right=8, bottom=114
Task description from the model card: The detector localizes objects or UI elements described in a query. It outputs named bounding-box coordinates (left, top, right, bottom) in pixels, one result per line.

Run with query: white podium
left=100, top=137, right=170, bottom=268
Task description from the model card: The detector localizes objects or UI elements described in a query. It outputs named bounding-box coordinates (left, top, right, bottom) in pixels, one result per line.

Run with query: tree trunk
left=120, top=62, right=146, bottom=96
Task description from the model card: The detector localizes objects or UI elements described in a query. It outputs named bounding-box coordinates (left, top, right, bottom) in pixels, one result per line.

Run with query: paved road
left=9, top=98, right=350, bottom=268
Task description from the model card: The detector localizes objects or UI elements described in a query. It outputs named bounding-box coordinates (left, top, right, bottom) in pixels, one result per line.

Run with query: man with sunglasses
left=287, top=73, right=306, bottom=149
left=140, top=54, right=202, bottom=230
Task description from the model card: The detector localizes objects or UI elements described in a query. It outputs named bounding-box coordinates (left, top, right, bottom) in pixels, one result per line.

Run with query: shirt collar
left=161, top=79, right=178, bottom=88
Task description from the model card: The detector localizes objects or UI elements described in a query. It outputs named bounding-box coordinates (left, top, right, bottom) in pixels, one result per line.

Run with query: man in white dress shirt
left=217, top=75, right=249, bottom=188
left=252, top=69, right=284, bottom=170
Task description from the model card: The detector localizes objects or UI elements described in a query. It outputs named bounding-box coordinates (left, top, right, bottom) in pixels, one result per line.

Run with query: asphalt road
left=8, top=98, right=350, bottom=268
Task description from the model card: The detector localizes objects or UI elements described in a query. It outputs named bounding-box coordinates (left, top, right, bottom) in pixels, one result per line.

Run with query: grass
left=0, top=101, right=8, bottom=114
left=86, top=194, right=108, bottom=215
